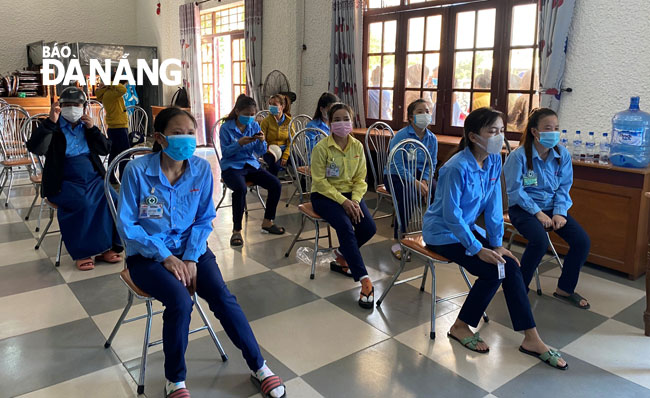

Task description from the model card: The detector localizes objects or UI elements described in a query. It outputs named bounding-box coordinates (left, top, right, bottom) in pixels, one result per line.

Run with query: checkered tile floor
left=1, top=148, right=649, bottom=398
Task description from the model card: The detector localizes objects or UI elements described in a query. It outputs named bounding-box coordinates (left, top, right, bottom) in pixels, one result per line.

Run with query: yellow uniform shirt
left=311, top=134, right=368, bottom=204
left=260, top=114, right=293, bottom=161
left=472, top=92, right=490, bottom=110
left=95, top=84, right=128, bottom=129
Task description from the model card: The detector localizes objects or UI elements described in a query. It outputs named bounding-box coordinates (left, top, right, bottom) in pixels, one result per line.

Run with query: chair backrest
left=255, top=110, right=269, bottom=124
left=125, top=105, right=148, bottom=137
left=104, top=146, right=154, bottom=251
left=290, top=127, right=327, bottom=196
left=288, top=114, right=312, bottom=143
left=22, top=113, right=49, bottom=174
left=501, top=137, right=513, bottom=212
left=386, top=138, right=434, bottom=237
left=0, top=105, right=31, bottom=161
left=211, top=118, right=227, bottom=163
left=365, top=121, right=394, bottom=191
left=87, top=99, right=107, bottom=135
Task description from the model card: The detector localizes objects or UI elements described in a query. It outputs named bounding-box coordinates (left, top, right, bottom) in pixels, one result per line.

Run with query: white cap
left=268, top=145, right=283, bottom=163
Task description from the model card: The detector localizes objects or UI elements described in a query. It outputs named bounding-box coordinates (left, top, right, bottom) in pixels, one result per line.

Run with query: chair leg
left=194, top=293, right=228, bottom=362
left=419, top=263, right=429, bottom=292
left=506, top=228, right=517, bottom=250
left=459, top=266, right=489, bottom=322
left=36, top=196, right=44, bottom=232
left=372, top=193, right=382, bottom=217
left=534, top=268, right=542, bottom=296
left=284, top=214, right=306, bottom=258
left=310, top=220, right=320, bottom=280
left=429, top=261, right=437, bottom=340
left=215, top=183, right=228, bottom=213
left=377, top=248, right=407, bottom=306
left=546, top=232, right=563, bottom=270
left=55, top=235, right=63, bottom=267
left=0, top=167, right=8, bottom=198
left=255, top=186, right=266, bottom=209
left=326, top=225, right=332, bottom=249
left=25, top=189, right=39, bottom=221
left=5, top=168, right=14, bottom=207
left=35, top=207, right=54, bottom=250
left=137, top=299, right=154, bottom=395
left=104, top=291, right=135, bottom=348
left=286, top=185, right=299, bottom=207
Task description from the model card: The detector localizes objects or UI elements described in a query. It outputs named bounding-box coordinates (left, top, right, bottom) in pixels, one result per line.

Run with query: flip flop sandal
left=76, top=258, right=95, bottom=271
left=250, top=374, right=286, bottom=398
left=261, top=224, right=286, bottom=235
left=519, top=346, right=568, bottom=370
left=447, top=332, right=489, bottom=354
left=94, top=251, right=121, bottom=264
left=165, top=387, right=190, bottom=398
left=330, top=261, right=353, bottom=277
left=553, top=292, right=590, bottom=309
left=230, top=232, right=244, bottom=247
left=358, top=286, right=374, bottom=309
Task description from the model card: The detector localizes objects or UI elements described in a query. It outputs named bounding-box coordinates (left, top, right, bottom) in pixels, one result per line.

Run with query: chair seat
left=29, top=174, right=42, bottom=184
left=297, top=165, right=310, bottom=176
left=120, top=268, right=151, bottom=298
left=400, top=233, right=449, bottom=262
left=1, top=157, right=32, bottom=167
left=376, top=184, right=389, bottom=195
left=298, top=202, right=324, bottom=220
left=220, top=178, right=255, bottom=187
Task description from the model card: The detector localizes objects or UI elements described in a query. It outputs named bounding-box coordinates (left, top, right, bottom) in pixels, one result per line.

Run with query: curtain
left=329, top=0, right=366, bottom=128
left=245, top=0, right=263, bottom=107
left=179, top=3, right=206, bottom=145
left=538, top=0, right=576, bottom=111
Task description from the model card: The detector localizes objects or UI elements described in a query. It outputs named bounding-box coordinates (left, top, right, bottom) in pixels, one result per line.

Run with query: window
left=363, top=0, right=538, bottom=137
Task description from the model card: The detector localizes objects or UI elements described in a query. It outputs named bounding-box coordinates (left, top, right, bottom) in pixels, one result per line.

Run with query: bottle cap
left=576, top=130, right=581, bottom=134
left=589, top=131, right=594, bottom=135
left=630, top=96, right=640, bottom=110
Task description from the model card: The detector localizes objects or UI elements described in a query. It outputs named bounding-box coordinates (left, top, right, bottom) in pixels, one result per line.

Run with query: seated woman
left=260, top=94, right=292, bottom=176
left=423, top=107, right=568, bottom=370
left=504, top=108, right=590, bottom=309
left=384, top=98, right=438, bottom=260
left=27, top=87, right=122, bottom=271
left=220, top=94, right=285, bottom=247
left=310, top=103, right=377, bottom=309
left=117, top=107, right=286, bottom=398
left=305, top=92, right=340, bottom=152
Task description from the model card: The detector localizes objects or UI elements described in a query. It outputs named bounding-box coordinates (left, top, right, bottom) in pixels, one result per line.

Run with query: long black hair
left=521, top=107, right=561, bottom=170
left=327, top=102, right=355, bottom=125
left=225, top=94, right=257, bottom=121
left=455, top=107, right=504, bottom=155
left=312, top=92, right=340, bottom=121
left=152, top=107, right=197, bottom=152
left=406, top=98, right=429, bottom=122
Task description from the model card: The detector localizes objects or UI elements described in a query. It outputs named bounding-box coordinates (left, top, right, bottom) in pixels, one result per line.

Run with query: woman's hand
left=255, top=131, right=265, bottom=142
left=163, top=255, right=191, bottom=287
left=342, top=199, right=363, bottom=224
left=494, top=246, right=520, bottom=267
left=80, top=114, right=94, bottom=129
left=238, top=136, right=257, bottom=146
left=417, top=180, right=429, bottom=197
left=535, top=211, right=553, bottom=229
left=49, top=101, right=61, bottom=123
left=184, top=260, right=197, bottom=294
left=477, top=247, right=506, bottom=265
left=552, top=214, right=567, bottom=230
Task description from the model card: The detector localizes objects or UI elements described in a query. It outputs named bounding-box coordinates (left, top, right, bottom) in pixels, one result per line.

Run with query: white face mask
left=413, top=113, right=432, bottom=129
left=474, top=133, right=504, bottom=154
left=61, top=107, right=83, bottom=123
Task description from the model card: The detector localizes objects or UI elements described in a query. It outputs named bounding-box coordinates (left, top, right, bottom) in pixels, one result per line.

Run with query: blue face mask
left=238, top=115, right=255, bottom=125
left=163, top=135, right=196, bottom=161
left=539, top=131, right=561, bottom=148
left=269, top=105, right=280, bottom=115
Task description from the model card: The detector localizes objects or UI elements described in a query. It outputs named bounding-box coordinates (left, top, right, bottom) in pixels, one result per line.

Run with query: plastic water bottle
left=296, top=247, right=334, bottom=267
left=610, top=96, right=650, bottom=168
left=584, top=132, right=596, bottom=163
left=572, top=130, right=584, bottom=161
left=599, top=132, right=611, bottom=164
left=560, top=129, right=569, bottom=148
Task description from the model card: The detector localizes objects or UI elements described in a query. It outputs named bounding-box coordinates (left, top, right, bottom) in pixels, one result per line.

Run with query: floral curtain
left=179, top=3, right=206, bottom=145
left=245, top=0, right=263, bottom=107
left=538, top=0, right=576, bottom=111
left=329, top=0, right=366, bottom=128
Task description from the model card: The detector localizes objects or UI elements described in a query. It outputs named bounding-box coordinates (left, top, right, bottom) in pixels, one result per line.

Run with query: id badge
left=326, top=161, right=340, bottom=177
left=497, top=262, right=505, bottom=280
left=139, top=203, right=163, bottom=219
left=523, top=170, right=537, bottom=187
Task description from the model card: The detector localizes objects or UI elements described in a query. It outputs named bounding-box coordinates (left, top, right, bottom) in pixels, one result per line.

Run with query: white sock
left=166, top=380, right=186, bottom=394
left=255, top=361, right=285, bottom=398
left=360, top=275, right=370, bottom=282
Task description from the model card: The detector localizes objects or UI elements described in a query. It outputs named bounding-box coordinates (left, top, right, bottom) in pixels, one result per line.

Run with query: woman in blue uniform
left=504, top=108, right=590, bottom=309
left=384, top=98, right=438, bottom=260
left=27, top=87, right=122, bottom=271
left=305, top=92, right=340, bottom=152
left=117, top=107, right=286, bottom=398
left=219, top=94, right=285, bottom=247
left=423, top=107, right=568, bottom=370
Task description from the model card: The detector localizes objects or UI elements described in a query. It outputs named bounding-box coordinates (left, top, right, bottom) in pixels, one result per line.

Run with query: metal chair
left=364, top=122, right=394, bottom=219
left=376, top=139, right=488, bottom=339
left=126, top=105, right=148, bottom=141
left=210, top=119, right=266, bottom=215
left=87, top=99, right=107, bottom=135
left=502, top=143, right=563, bottom=296
left=102, top=147, right=228, bottom=395
left=0, top=105, right=35, bottom=207
left=22, top=113, right=49, bottom=231
left=255, top=110, right=269, bottom=124
left=283, top=128, right=333, bottom=279
left=285, top=114, right=313, bottom=206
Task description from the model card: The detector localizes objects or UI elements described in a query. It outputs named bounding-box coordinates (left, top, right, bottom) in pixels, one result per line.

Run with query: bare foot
left=449, top=322, right=489, bottom=352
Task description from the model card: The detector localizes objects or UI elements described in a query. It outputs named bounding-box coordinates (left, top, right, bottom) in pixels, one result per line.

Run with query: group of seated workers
left=27, top=84, right=592, bottom=394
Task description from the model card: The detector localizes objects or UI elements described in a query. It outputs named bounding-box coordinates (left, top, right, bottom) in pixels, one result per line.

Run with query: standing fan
left=261, top=70, right=296, bottom=107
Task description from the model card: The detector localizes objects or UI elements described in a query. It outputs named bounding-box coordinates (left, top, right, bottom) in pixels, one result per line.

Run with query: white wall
left=299, top=0, right=332, bottom=117
left=0, top=0, right=138, bottom=74
left=558, top=0, right=650, bottom=134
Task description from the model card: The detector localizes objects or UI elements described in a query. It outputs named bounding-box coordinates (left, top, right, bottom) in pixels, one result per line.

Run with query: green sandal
left=447, top=332, right=489, bottom=353
left=519, top=346, right=568, bottom=370
left=553, top=292, right=590, bottom=309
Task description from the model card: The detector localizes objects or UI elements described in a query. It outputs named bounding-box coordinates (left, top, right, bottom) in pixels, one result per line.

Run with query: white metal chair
left=102, top=147, right=228, bottom=395
left=22, top=113, right=48, bottom=231
left=376, top=139, right=488, bottom=339
left=283, top=128, right=333, bottom=279
left=211, top=119, right=266, bottom=215
left=255, top=110, right=269, bottom=124
left=0, top=105, right=35, bottom=207
left=285, top=114, right=313, bottom=206
left=126, top=105, right=148, bottom=143
left=365, top=122, right=394, bottom=219
left=87, top=99, right=107, bottom=135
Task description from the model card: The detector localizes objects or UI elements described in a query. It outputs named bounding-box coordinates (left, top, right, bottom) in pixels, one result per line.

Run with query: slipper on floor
left=94, top=250, right=121, bottom=264
left=358, top=286, right=374, bottom=309
left=230, top=232, right=244, bottom=247
left=250, top=374, right=286, bottom=398
left=519, top=346, right=568, bottom=370
left=553, top=292, right=590, bottom=309
left=330, top=261, right=353, bottom=277
left=261, top=224, right=286, bottom=235
left=76, top=258, right=95, bottom=271
left=447, top=332, right=489, bottom=353
left=165, top=387, right=190, bottom=398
